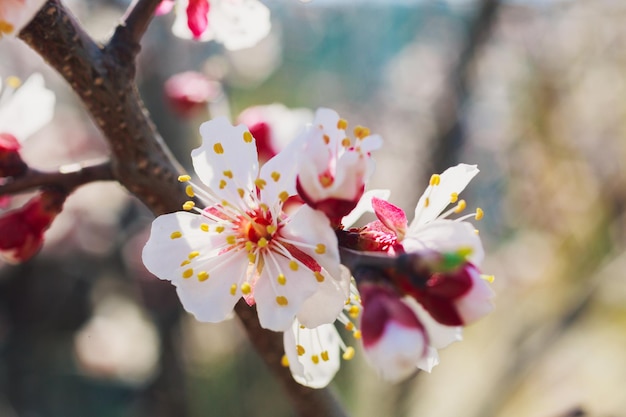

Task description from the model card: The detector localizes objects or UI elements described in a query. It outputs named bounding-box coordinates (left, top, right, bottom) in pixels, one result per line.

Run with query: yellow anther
left=424, top=197, right=430, bottom=208
left=230, top=284, right=237, bottom=295
left=450, top=192, right=459, bottom=203
left=353, top=330, right=362, bottom=340
left=276, top=296, right=289, bottom=306
left=314, top=271, right=325, bottom=282
left=289, top=260, right=299, bottom=271
left=281, top=355, right=290, bottom=367
left=0, top=21, right=14, bottom=35
left=482, top=274, right=495, bottom=283
left=243, top=131, right=253, bottom=143
left=245, top=241, right=254, bottom=252
left=474, top=229, right=480, bottom=235
left=6, top=76, right=21, bottom=89
left=200, top=224, right=209, bottom=232
left=475, top=207, right=484, bottom=220
left=311, top=355, right=320, bottom=364
left=221, top=200, right=229, bottom=207
left=223, top=170, right=233, bottom=178
left=219, top=179, right=227, bottom=189
left=341, top=138, right=351, bottom=147
left=226, top=235, right=237, bottom=245
left=342, top=347, right=355, bottom=361
left=271, top=171, right=281, bottom=182
left=170, top=231, right=182, bottom=239
left=321, top=351, right=330, bottom=362
left=296, top=344, right=305, bottom=356
left=254, top=178, right=267, bottom=190
left=315, top=244, right=326, bottom=254
left=337, top=118, right=348, bottom=130
left=185, top=185, right=195, bottom=197
left=345, top=322, right=354, bottom=331
left=182, top=201, right=195, bottom=211
left=197, top=271, right=209, bottom=281
left=279, top=191, right=289, bottom=203
left=180, top=259, right=190, bottom=267
left=429, top=174, right=441, bottom=186
left=247, top=252, right=257, bottom=264
left=353, top=125, right=370, bottom=139
left=454, top=199, right=467, bottom=213
left=257, top=238, right=268, bottom=248
left=348, top=305, right=360, bottom=318
left=178, top=175, right=191, bottom=182
left=215, top=226, right=225, bottom=233
left=241, top=282, right=252, bottom=295
left=213, top=143, right=224, bottom=154
left=182, top=268, right=193, bottom=279
left=188, top=251, right=200, bottom=259
left=266, top=225, right=277, bottom=234
left=323, top=134, right=330, bottom=144
left=259, top=203, right=269, bottom=212
left=237, top=188, right=245, bottom=198
left=457, top=246, right=474, bottom=258
left=277, top=274, right=286, bottom=285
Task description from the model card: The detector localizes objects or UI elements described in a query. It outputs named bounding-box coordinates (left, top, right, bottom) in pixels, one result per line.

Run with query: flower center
left=241, top=208, right=274, bottom=244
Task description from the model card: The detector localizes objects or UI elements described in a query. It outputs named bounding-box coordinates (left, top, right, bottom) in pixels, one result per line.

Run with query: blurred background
left=1, top=0, right=625, bottom=416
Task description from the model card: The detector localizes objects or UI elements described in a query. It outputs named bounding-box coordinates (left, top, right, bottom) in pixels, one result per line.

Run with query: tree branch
left=0, top=159, right=113, bottom=196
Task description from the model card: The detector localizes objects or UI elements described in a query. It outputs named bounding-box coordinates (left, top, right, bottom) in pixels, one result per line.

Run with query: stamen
left=248, top=253, right=256, bottom=263
left=342, top=347, right=355, bottom=360
left=170, top=231, right=182, bottom=239
left=243, top=131, right=253, bottom=143
left=213, top=143, right=224, bottom=154
left=337, top=118, right=348, bottom=130
left=450, top=192, right=459, bottom=203
left=182, top=201, right=195, bottom=211
left=266, top=225, right=277, bottom=234
left=219, top=180, right=227, bottom=189
left=353, top=330, right=362, bottom=340
left=185, top=185, right=195, bottom=197
left=281, top=355, right=289, bottom=367
left=223, top=170, right=233, bottom=179
left=226, top=235, right=237, bottom=245
left=289, top=260, right=299, bottom=271
left=197, top=271, right=209, bottom=281
left=348, top=305, right=360, bottom=318
left=277, top=274, right=287, bottom=285
left=311, top=355, right=320, bottom=364
left=230, top=284, right=237, bottom=295
left=200, top=224, right=209, bottom=232
left=314, top=272, right=325, bottom=283
left=182, top=268, right=193, bottom=279
left=296, top=345, right=305, bottom=356
left=454, top=200, right=467, bottom=213
left=482, top=274, right=495, bottom=283
left=180, top=260, right=190, bottom=266
left=258, top=238, right=269, bottom=248
left=321, top=351, right=330, bottom=361
left=255, top=178, right=267, bottom=190
left=241, top=282, right=252, bottom=295
left=315, top=244, right=326, bottom=254
left=188, top=251, right=200, bottom=259
left=341, top=138, right=351, bottom=147
left=178, top=175, right=191, bottom=182
left=279, top=191, right=289, bottom=203
left=276, top=296, right=289, bottom=306
left=323, top=134, right=330, bottom=144
left=353, top=125, right=370, bottom=139
left=429, top=174, right=441, bottom=186
left=5, top=76, right=21, bottom=89
left=475, top=207, right=484, bottom=220
left=271, top=171, right=280, bottom=182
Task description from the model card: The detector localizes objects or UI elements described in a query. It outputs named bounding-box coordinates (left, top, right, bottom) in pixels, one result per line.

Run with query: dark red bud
left=164, top=71, right=220, bottom=118
left=0, top=133, right=27, bottom=177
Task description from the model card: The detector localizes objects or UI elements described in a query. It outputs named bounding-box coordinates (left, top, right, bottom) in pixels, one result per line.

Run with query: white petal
left=416, top=346, right=440, bottom=373
left=342, top=189, right=391, bottom=228
left=254, top=252, right=320, bottom=331
left=210, top=0, right=271, bottom=51
left=192, top=117, right=259, bottom=203
left=363, top=321, right=426, bottom=383
left=455, top=270, right=495, bottom=324
left=279, top=204, right=341, bottom=279
left=406, top=297, right=462, bottom=349
left=404, top=219, right=484, bottom=265
left=0, top=73, right=55, bottom=140
left=296, top=265, right=351, bottom=328
left=284, top=321, right=341, bottom=389
left=410, top=164, right=479, bottom=228
left=142, top=212, right=248, bottom=322
left=0, top=0, right=46, bottom=36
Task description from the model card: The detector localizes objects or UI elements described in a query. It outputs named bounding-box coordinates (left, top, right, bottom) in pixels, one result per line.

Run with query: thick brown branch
left=109, top=0, right=163, bottom=68
left=0, top=159, right=113, bottom=196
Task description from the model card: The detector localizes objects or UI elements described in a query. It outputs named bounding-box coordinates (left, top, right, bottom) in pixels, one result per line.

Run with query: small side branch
left=0, top=160, right=113, bottom=196
left=109, top=0, right=163, bottom=68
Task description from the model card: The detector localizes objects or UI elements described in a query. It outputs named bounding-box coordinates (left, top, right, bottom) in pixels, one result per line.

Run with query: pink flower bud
left=0, top=132, right=27, bottom=177
left=359, top=282, right=428, bottom=382
left=0, top=189, right=66, bottom=263
left=412, top=263, right=494, bottom=326
left=163, top=71, right=220, bottom=118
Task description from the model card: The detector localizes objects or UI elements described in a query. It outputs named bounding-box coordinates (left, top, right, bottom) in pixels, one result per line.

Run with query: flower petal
left=284, top=321, right=341, bottom=389
left=410, top=164, right=479, bottom=228
left=192, top=116, right=259, bottom=203
left=209, top=0, right=271, bottom=50
left=404, top=219, right=484, bottom=265
left=372, top=197, right=407, bottom=239
left=0, top=73, right=55, bottom=141
left=342, top=189, right=391, bottom=228
left=406, top=297, right=462, bottom=349
left=296, top=265, right=351, bottom=328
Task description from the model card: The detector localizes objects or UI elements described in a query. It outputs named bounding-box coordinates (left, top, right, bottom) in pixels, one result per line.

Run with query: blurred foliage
left=2, top=0, right=626, bottom=417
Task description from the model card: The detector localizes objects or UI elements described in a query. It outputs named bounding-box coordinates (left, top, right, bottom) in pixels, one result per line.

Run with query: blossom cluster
left=142, top=106, right=495, bottom=387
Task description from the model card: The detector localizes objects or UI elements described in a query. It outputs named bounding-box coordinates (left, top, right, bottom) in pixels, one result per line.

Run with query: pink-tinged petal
left=296, top=265, right=350, bottom=329
left=358, top=134, right=383, bottom=153
left=155, top=0, right=175, bottom=15
left=403, top=219, right=484, bottom=265
left=416, top=346, right=439, bottom=373
left=410, top=164, right=479, bottom=228
left=284, top=321, right=341, bottom=388
left=342, top=189, right=390, bottom=228
left=0, top=0, right=46, bottom=37
left=406, top=297, right=462, bottom=349
left=278, top=205, right=341, bottom=279
left=362, top=321, right=426, bottom=382
left=0, top=73, right=55, bottom=141
left=372, top=197, right=407, bottom=240
left=192, top=117, right=259, bottom=203
left=186, top=0, right=210, bottom=39
left=455, top=268, right=494, bottom=324
left=208, top=0, right=271, bottom=50
left=254, top=253, right=320, bottom=331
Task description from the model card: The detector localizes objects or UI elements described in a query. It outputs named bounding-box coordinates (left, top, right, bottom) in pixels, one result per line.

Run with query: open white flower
left=142, top=117, right=348, bottom=331
left=0, top=0, right=45, bottom=38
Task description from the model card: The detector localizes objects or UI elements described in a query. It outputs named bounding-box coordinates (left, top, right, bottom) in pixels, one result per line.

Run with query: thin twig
left=0, top=160, right=113, bottom=196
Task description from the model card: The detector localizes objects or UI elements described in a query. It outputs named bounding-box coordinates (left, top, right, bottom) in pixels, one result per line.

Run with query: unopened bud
left=164, top=71, right=220, bottom=118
